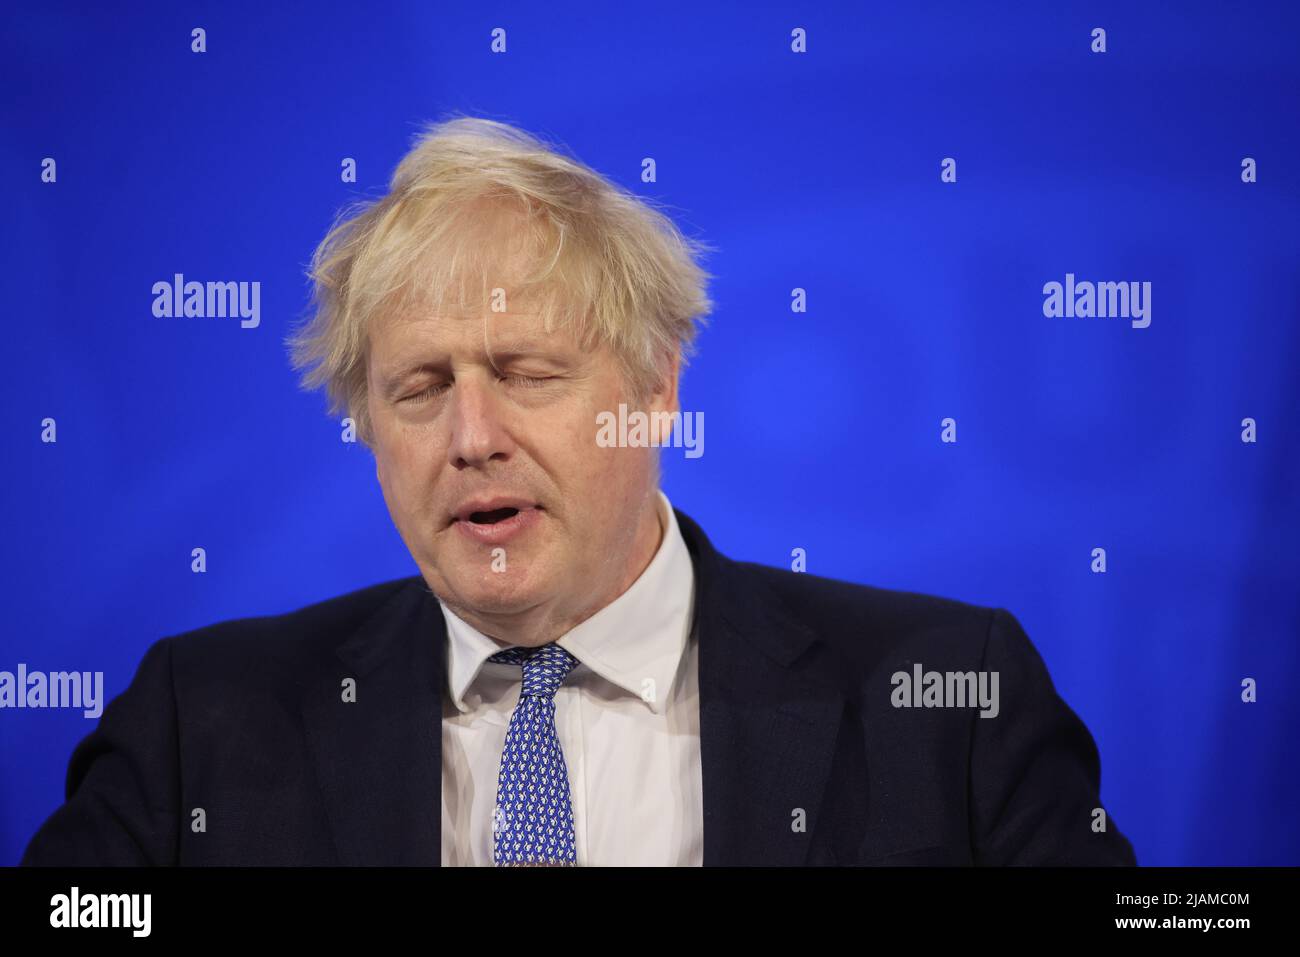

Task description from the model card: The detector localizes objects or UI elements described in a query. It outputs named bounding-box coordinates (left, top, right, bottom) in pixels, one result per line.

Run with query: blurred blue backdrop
left=2, top=0, right=1297, bottom=866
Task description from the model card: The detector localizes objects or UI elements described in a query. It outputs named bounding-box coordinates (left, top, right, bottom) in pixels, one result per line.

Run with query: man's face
left=365, top=300, right=677, bottom=646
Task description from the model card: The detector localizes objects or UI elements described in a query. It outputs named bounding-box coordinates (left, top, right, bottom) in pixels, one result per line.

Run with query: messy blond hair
left=285, top=114, right=715, bottom=445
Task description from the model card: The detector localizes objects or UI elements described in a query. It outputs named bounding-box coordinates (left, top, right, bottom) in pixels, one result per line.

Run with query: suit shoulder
left=732, top=559, right=994, bottom=628
left=158, top=576, right=422, bottom=677
left=726, top=559, right=1000, bottom=662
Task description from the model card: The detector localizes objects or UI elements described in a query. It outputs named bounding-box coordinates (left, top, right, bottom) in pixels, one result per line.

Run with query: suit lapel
left=675, top=510, right=846, bottom=866
left=299, top=579, right=443, bottom=865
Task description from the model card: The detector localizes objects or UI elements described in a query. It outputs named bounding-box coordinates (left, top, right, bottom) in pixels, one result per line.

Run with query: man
left=22, top=116, right=1136, bottom=866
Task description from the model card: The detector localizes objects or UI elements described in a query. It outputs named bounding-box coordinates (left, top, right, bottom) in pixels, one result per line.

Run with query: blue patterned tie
left=488, top=643, right=581, bottom=866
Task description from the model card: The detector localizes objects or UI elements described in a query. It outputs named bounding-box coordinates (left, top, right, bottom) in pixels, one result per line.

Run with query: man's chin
left=433, top=573, right=551, bottom=621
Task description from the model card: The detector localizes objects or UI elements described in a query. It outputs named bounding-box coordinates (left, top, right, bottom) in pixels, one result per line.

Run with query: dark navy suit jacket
left=22, top=508, right=1137, bottom=866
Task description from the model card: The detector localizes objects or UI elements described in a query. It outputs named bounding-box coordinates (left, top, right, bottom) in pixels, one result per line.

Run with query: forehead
left=368, top=307, right=582, bottom=359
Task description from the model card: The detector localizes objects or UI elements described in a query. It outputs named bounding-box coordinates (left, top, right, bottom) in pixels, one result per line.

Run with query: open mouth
left=468, top=507, right=521, bottom=525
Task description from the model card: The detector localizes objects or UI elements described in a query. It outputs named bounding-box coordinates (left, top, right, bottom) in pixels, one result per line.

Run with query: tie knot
left=488, top=643, right=580, bottom=700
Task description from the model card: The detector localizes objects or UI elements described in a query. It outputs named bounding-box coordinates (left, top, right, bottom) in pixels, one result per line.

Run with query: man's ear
left=642, top=348, right=681, bottom=450
left=648, top=347, right=681, bottom=417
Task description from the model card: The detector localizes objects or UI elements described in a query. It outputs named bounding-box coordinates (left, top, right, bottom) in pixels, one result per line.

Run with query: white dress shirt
left=439, top=489, right=702, bottom=866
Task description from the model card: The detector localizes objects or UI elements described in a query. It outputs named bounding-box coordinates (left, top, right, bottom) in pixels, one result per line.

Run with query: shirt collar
left=440, top=489, right=695, bottom=716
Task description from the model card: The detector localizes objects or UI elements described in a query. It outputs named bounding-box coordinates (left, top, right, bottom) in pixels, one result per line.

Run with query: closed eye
left=505, top=374, right=554, bottom=389
left=402, top=383, right=449, bottom=404
left=400, top=375, right=554, bottom=404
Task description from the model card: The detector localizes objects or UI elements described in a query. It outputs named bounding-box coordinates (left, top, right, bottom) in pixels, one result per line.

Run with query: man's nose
left=445, top=373, right=514, bottom=469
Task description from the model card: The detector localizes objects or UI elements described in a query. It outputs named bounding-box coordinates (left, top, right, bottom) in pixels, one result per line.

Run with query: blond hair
left=285, top=115, right=715, bottom=445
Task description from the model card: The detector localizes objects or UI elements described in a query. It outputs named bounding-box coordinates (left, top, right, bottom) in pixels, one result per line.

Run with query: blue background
left=2, top=0, right=1297, bottom=866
